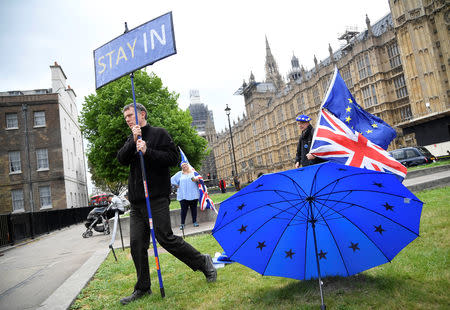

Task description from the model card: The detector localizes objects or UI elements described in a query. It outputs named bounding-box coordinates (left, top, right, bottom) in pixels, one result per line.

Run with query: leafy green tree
left=80, top=70, right=208, bottom=194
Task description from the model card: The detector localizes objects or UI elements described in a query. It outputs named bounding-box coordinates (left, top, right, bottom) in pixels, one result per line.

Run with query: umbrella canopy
left=212, top=162, right=423, bottom=281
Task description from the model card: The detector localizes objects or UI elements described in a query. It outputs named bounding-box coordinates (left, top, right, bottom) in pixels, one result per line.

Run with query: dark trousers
left=130, top=197, right=205, bottom=291
left=179, top=199, right=198, bottom=225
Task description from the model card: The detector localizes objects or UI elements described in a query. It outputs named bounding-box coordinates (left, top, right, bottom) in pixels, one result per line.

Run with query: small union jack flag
left=179, top=147, right=217, bottom=213
left=310, top=109, right=407, bottom=179
left=194, top=171, right=217, bottom=213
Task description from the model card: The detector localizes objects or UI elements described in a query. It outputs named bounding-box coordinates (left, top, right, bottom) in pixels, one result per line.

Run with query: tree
left=80, top=70, right=208, bottom=193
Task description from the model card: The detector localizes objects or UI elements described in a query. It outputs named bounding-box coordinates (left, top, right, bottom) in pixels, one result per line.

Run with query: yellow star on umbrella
left=348, top=98, right=353, bottom=104
left=345, top=116, right=351, bottom=123
left=346, top=106, right=351, bottom=113
left=366, top=129, right=373, bottom=134
left=371, top=123, right=378, bottom=128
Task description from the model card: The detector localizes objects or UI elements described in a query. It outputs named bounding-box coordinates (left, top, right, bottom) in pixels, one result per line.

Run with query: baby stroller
left=82, top=203, right=114, bottom=238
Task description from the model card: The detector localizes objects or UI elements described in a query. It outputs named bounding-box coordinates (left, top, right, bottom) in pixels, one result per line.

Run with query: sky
left=0, top=0, right=392, bottom=133
left=0, top=1, right=392, bottom=194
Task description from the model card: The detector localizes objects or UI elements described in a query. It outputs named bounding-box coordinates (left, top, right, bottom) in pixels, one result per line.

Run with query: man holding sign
left=117, top=103, right=217, bottom=305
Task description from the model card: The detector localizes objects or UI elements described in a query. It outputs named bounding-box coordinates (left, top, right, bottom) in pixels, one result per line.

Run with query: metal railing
left=0, top=206, right=94, bottom=247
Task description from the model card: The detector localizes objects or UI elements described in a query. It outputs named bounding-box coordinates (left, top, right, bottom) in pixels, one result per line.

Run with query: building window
left=400, top=105, right=413, bottom=121
left=6, top=113, right=18, bottom=129
left=36, top=148, right=49, bottom=170
left=12, top=189, right=24, bottom=212
left=362, top=85, right=378, bottom=108
left=342, top=67, right=353, bottom=88
left=371, top=85, right=378, bottom=105
left=357, top=53, right=372, bottom=79
left=394, top=75, right=408, bottom=98
left=34, top=111, right=46, bottom=127
left=39, top=186, right=52, bottom=208
left=8, top=151, right=21, bottom=173
left=321, top=76, right=330, bottom=94
left=387, top=42, right=401, bottom=68
left=313, top=87, right=320, bottom=105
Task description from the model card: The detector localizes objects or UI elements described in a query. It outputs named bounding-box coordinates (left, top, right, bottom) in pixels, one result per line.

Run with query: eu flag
left=321, top=67, right=396, bottom=149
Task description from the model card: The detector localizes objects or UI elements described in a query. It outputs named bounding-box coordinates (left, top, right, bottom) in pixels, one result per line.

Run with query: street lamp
left=225, top=104, right=238, bottom=178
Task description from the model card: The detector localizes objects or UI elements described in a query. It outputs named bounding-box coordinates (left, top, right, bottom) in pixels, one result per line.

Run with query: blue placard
left=94, top=12, right=176, bottom=89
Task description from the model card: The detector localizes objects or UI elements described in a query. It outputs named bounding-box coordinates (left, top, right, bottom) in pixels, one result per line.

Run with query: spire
left=328, top=43, right=334, bottom=63
left=366, top=14, right=373, bottom=37
left=291, top=52, right=300, bottom=69
left=264, top=36, right=284, bottom=90
left=249, top=71, right=255, bottom=83
left=314, top=55, right=319, bottom=73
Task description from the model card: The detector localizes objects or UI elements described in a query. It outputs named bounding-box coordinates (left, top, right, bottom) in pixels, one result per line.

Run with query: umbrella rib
left=312, top=171, right=407, bottom=199
left=313, top=200, right=351, bottom=276
left=277, top=172, right=310, bottom=197
left=226, top=205, right=299, bottom=259
left=213, top=198, right=307, bottom=234
left=260, top=203, right=310, bottom=276
left=274, top=190, right=310, bottom=218
left=315, top=197, right=420, bottom=237
left=313, top=198, right=392, bottom=263
left=314, top=189, right=422, bottom=204
left=310, top=178, right=346, bottom=220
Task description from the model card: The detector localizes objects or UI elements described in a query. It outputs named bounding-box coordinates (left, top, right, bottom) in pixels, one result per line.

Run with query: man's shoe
left=180, top=224, right=184, bottom=230
left=120, top=289, right=151, bottom=305
left=193, top=222, right=199, bottom=227
left=202, top=254, right=217, bottom=283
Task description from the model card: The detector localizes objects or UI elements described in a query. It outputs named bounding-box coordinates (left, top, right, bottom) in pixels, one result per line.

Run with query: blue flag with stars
left=321, top=67, right=396, bottom=150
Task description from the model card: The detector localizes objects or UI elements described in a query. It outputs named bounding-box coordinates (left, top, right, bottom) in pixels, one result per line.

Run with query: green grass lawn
left=71, top=187, right=450, bottom=310
left=169, top=191, right=235, bottom=210
left=407, top=159, right=450, bottom=172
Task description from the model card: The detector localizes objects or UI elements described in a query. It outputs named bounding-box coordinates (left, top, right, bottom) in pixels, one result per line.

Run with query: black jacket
left=295, top=124, right=323, bottom=167
left=117, top=124, right=179, bottom=204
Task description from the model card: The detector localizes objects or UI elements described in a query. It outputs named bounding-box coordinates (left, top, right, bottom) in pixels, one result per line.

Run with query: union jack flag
left=194, top=171, right=217, bottom=213
left=179, top=147, right=217, bottom=213
left=310, top=109, right=407, bottom=179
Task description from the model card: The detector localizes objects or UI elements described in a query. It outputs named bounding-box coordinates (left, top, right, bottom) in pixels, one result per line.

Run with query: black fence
left=0, top=206, right=95, bottom=247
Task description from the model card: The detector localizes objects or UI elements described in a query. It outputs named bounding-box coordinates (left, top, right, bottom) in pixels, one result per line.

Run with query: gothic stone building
left=212, top=0, right=449, bottom=185
left=0, top=63, right=88, bottom=213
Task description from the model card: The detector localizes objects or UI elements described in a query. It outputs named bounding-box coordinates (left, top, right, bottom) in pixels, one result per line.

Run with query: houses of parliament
left=209, top=0, right=449, bottom=185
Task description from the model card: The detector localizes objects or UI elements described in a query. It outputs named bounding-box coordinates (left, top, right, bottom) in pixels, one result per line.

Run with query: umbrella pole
left=309, top=202, right=326, bottom=310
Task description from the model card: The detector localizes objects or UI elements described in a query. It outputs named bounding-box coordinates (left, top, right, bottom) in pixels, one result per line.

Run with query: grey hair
left=122, top=103, right=148, bottom=119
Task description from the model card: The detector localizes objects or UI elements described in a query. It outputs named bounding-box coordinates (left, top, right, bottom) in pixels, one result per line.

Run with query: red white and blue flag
left=194, top=171, right=217, bottom=213
left=310, top=109, right=407, bottom=179
left=179, top=147, right=217, bottom=213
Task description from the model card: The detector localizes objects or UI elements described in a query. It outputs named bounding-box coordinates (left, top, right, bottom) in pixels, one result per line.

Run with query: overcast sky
left=1, top=0, right=391, bottom=133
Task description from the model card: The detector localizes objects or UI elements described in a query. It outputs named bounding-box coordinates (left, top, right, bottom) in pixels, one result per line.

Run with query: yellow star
left=348, top=98, right=353, bottom=104
left=371, top=123, right=378, bottom=128
left=346, top=106, right=351, bottom=113
left=345, top=116, right=351, bottom=123
left=366, top=129, right=373, bottom=134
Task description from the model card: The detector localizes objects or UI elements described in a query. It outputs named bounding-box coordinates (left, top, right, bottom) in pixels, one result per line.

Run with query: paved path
left=0, top=218, right=214, bottom=310
left=0, top=165, right=449, bottom=309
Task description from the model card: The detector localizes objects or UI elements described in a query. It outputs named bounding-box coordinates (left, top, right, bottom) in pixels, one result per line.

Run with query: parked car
left=389, top=146, right=436, bottom=167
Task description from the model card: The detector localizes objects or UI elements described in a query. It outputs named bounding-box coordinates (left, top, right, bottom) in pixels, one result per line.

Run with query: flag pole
left=130, top=72, right=165, bottom=298
left=308, top=198, right=326, bottom=310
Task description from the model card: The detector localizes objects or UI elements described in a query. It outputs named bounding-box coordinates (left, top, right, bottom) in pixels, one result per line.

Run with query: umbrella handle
left=309, top=202, right=326, bottom=309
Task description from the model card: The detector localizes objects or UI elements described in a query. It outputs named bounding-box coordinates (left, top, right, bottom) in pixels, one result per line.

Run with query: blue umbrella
left=212, top=162, right=423, bottom=309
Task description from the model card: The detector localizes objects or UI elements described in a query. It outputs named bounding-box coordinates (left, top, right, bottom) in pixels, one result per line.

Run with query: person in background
left=233, top=176, right=241, bottom=191
left=218, top=179, right=226, bottom=193
left=117, top=103, right=217, bottom=305
left=295, top=114, right=323, bottom=168
left=107, top=194, right=125, bottom=213
left=171, top=162, right=200, bottom=230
